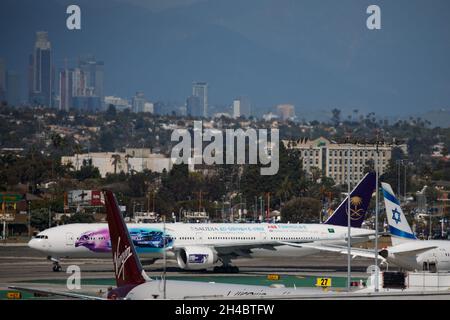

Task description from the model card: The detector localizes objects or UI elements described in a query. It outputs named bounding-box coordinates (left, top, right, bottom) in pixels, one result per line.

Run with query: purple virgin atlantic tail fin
left=103, top=190, right=146, bottom=299
left=324, top=171, right=376, bottom=228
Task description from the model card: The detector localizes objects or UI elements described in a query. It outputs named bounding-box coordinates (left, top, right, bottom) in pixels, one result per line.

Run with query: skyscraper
left=132, top=92, right=146, bottom=113
left=233, top=99, right=240, bottom=118
left=192, top=82, right=208, bottom=118
left=186, top=95, right=202, bottom=117
left=78, top=56, right=104, bottom=107
left=239, top=95, right=251, bottom=118
left=29, top=31, right=53, bottom=107
left=62, top=56, right=104, bottom=112
left=233, top=96, right=251, bottom=118
left=59, top=68, right=73, bottom=111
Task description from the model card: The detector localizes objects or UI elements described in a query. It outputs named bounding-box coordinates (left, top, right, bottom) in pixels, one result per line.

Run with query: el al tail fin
left=324, top=171, right=376, bottom=228
left=103, top=190, right=147, bottom=294
left=381, top=182, right=417, bottom=245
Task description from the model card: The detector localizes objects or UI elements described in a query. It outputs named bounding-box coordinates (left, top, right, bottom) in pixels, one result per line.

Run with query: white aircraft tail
left=381, top=182, right=417, bottom=246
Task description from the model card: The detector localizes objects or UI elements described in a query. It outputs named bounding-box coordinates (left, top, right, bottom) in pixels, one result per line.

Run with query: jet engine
left=176, top=246, right=219, bottom=270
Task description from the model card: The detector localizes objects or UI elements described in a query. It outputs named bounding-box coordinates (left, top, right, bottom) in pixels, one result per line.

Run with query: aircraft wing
left=9, top=286, right=106, bottom=300
left=213, top=242, right=280, bottom=257
left=389, top=245, right=438, bottom=256
left=173, top=242, right=280, bottom=259
left=279, top=241, right=386, bottom=261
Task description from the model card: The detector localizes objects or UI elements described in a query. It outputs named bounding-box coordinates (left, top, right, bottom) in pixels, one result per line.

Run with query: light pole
left=346, top=137, right=351, bottom=292
left=162, top=214, right=167, bottom=299
left=397, top=160, right=401, bottom=200
left=254, top=196, right=258, bottom=222
left=374, top=135, right=380, bottom=292
left=428, top=203, right=432, bottom=240
left=221, top=196, right=225, bottom=222
left=260, top=196, right=263, bottom=222
left=27, top=200, right=31, bottom=238
left=404, top=161, right=407, bottom=202
left=48, top=207, right=51, bottom=229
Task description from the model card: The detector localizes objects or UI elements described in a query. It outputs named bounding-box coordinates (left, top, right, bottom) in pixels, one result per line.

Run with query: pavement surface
left=1, top=245, right=449, bottom=300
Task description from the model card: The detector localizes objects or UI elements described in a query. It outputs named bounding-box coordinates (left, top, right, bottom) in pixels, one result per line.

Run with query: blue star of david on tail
left=392, top=208, right=401, bottom=224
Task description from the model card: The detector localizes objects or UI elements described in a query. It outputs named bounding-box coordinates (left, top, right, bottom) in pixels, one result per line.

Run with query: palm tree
left=111, top=154, right=121, bottom=174
left=277, top=176, right=293, bottom=204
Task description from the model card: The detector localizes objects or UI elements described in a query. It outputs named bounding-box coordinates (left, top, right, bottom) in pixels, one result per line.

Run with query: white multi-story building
left=233, top=99, right=240, bottom=118
left=283, top=137, right=395, bottom=186
left=61, top=148, right=172, bottom=177
left=104, top=96, right=131, bottom=111
left=143, top=102, right=154, bottom=113
left=132, top=92, right=146, bottom=113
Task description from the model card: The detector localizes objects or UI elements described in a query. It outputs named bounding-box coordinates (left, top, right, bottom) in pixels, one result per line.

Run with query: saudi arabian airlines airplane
left=12, top=191, right=333, bottom=299
left=28, top=172, right=376, bottom=273
left=282, top=182, right=450, bottom=272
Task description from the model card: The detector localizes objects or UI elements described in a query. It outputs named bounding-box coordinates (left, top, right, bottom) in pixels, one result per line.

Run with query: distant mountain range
left=1, top=0, right=450, bottom=118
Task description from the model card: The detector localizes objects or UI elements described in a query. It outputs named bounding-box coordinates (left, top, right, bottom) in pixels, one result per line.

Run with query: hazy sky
left=1, top=0, right=450, bottom=117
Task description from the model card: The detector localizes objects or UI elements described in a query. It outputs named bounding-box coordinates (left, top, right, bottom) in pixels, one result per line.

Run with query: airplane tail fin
left=103, top=190, right=147, bottom=297
left=324, top=171, right=376, bottom=228
left=381, top=182, right=417, bottom=245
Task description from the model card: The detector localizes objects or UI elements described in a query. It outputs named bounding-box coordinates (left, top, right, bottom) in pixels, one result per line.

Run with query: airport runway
left=3, top=245, right=449, bottom=300
left=0, top=244, right=377, bottom=284
left=0, top=244, right=379, bottom=299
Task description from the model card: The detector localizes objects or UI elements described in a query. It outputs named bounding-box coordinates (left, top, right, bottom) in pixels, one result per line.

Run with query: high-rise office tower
left=64, top=56, right=104, bottom=112
left=29, top=31, right=53, bottom=107
left=239, top=95, right=251, bottom=118
left=59, top=68, right=73, bottom=111
left=78, top=56, right=104, bottom=107
left=186, top=95, right=202, bottom=117
left=0, top=58, right=6, bottom=102
left=192, top=82, right=208, bottom=118
left=233, top=99, right=240, bottom=118
left=132, top=92, right=146, bottom=113
left=232, top=96, right=251, bottom=119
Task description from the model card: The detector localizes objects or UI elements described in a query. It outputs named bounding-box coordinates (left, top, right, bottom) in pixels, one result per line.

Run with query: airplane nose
left=28, top=238, right=39, bottom=250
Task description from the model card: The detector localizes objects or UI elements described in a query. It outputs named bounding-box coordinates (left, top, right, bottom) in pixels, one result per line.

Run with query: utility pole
left=374, top=132, right=380, bottom=292
left=397, top=160, right=401, bottom=201
left=193, top=191, right=203, bottom=213
left=222, top=196, right=225, bottom=222
left=260, top=196, right=263, bottom=222
left=27, top=200, right=31, bottom=238
left=254, top=196, right=257, bottom=222
left=153, top=192, right=155, bottom=213
left=346, top=136, right=352, bottom=292
left=429, top=202, right=432, bottom=240
left=404, top=162, right=407, bottom=202
left=162, top=214, right=167, bottom=299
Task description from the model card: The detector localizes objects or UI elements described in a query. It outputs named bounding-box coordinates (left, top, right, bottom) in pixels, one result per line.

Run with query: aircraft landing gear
left=213, top=265, right=239, bottom=273
left=52, top=263, right=62, bottom=272
left=214, top=257, right=239, bottom=273
left=48, top=256, right=62, bottom=272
